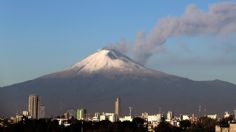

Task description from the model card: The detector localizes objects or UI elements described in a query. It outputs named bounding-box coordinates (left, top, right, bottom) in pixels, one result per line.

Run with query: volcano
left=1, top=48, right=236, bottom=117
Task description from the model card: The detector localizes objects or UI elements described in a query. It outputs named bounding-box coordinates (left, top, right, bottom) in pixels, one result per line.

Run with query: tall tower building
left=38, top=105, right=45, bottom=119
left=115, top=97, right=121, bottom=117
left=28, top=94, right=39, bottom=119
left=234, top=109, right=236, bottom=121
left=167, top=111, right=173, bottom=121
left=77, top=108, right=87, bottom=120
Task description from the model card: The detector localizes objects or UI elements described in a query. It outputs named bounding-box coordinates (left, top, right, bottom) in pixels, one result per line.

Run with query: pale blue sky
left=1, top=0, right=236, bottom=86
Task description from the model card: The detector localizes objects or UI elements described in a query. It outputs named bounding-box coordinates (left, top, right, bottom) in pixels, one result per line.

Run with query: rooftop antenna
left=198, top=105, right=202, bottom=116
left=198, top=105, right=201, bottom=113
left=129, top=106, right=133, bottom=117
left=204, top=106, right=207, bottom=116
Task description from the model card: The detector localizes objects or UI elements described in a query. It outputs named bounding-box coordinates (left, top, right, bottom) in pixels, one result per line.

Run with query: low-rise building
left=207, top=114, right=217, bottom=120
left=215, top=123, right=236, bottom=132
left=119, top=116, right=132, bottom=122
left=181, top=115, right=190, bottom=120
left=99, top=113, right=116, bottom=122
left=55, top=118, right=70, bottom=127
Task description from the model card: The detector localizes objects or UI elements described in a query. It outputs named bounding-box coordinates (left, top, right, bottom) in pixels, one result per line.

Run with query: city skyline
left=24, top=94, right=236, bottom=118
left=4, top=94, right=236, bottom=132
left=1, top=0, right=236, bottom=86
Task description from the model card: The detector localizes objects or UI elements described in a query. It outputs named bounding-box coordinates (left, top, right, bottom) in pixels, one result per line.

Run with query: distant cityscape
left=1, top=94, right=236, bottom=132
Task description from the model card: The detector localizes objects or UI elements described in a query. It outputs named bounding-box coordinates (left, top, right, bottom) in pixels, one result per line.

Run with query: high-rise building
left=234, top=110, right=236, bottom=121
left=167, top=111, right=173, bottom=121
left=38, top=105, right=45, bottom=119
left=77, top=108, right=86, bottom=120
left=64, top=112, right=69, bottom=119
left=28, top=94, right=39, bottom=119
left=115, top=97, right=121, bottom=117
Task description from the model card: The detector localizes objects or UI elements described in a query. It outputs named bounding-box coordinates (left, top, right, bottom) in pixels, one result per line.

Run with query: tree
left=186, top=117, right=217, bottom=132
left=199, top=117, right=217, bottom=132
left=132, top=117, right=145, bottom=127
left=154, top=117, right=181, bottom=132
left=179, top=120, right=191, bottom=130
left=132, top=117, right=147, bottom=132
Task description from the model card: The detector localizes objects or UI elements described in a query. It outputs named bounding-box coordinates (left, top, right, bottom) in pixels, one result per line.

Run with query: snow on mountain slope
left=41, top=48, right=171, bottom=79
left=71, top=48, right=147, bottom=73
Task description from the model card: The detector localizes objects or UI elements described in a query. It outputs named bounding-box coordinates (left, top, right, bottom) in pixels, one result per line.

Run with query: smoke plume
left=107, top=39, right=128, bottom=54
left=116, top=2, right=236, bottom=65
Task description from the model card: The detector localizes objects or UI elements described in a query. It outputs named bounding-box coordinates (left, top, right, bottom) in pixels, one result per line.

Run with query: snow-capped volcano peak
left=71, top=48, right=147, bottom=73
left=41, top=48, right=170, bottom=79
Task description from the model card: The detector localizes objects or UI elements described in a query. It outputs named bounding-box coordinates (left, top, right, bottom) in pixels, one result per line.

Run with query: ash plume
left=114, top=2, right=236, bottom=65
left=107, top=39, right=128, bottom=54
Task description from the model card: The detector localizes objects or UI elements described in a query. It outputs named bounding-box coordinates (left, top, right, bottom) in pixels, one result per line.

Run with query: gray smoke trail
left=132, top=2, right=236, bottom=65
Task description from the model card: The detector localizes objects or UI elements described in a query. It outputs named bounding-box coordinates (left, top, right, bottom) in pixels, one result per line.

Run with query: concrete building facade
left=28, top=94, right=39, bottom=119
